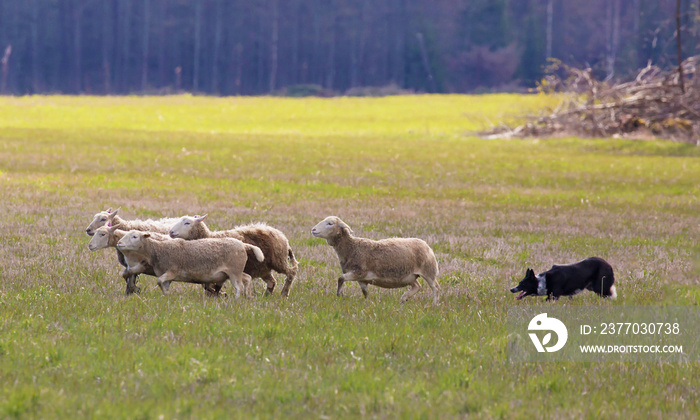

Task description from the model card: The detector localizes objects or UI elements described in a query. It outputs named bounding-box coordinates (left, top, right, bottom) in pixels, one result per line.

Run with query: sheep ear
left=195, top=214, right=208, bottom=222
left=110, top=207, right=120, bottom=217
left=339, top=221, right=353, bottom=233
left=109, top=224, right=119, bottom=233
left=106, top=207, right=113, bottom=213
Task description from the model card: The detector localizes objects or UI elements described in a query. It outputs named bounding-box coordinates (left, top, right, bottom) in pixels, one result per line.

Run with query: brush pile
left=483, top=56, right=700, bottom=143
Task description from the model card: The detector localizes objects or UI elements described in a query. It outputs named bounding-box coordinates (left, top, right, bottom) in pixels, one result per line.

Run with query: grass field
left=0, top=94, right=699, bottom=419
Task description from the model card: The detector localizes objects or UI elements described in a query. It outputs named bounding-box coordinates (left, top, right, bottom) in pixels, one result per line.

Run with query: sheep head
left=169, top=214, right=207, bottom=239
left=85, top=207, right=120, bottom=236
left=87, top=226, right=110, bottom=251
left=117, top=230, right=150, bottom=252
left=311, top=216, right=353, bottom=240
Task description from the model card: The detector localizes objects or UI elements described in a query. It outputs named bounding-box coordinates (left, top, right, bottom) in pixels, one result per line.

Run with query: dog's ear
left=526, top=268, right=534, bottom=277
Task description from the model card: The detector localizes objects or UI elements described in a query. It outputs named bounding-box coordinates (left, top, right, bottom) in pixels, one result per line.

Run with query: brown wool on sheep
left=169, top=215, right=298, bottom=297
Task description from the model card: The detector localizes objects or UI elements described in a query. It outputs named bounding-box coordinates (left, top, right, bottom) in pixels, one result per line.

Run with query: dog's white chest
left=536, top=274, right=547, bottom=295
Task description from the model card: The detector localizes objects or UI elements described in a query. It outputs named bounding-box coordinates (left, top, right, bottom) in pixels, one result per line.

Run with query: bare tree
left=141, top=0, right=150, bottom=91
left=102, top=0, right=112, bottom=93
left=546, top=0, right=553, bottom=59
left=325, top=6, right=336, bottom=89
left=157, top=0, right=166, bottom=89
left=269, top=0, right=279, bottom=93
left=393, top=0, right=407, bottom=86
left=193, top=0, right=202, bottom=92
left=311, top=2, right=322, bottom=84
left=1, top=45, right=11, bottom=94
left=234, top=42, right=243, bottom=95
left=416, top=33, right=436, bottom=93
left=73, top=2, right=85, bottom=92
left=175, top=66, right=182, bottom=91
left=676, top=0, right=685, bottom=92
left=290, top=0, right=300, bottom=85
left=212, top=0, right=223, bottom=94
left=605, top=0, right=621, bottom=80
left=31, top=0, right=40, bottom=93
left=119, top=0, right=132, bottom=93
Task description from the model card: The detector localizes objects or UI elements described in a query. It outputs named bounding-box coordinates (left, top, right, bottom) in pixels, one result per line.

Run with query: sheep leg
left=157, top=272, right=175, bottom=295
left=279, top=273, right=294, bottom=298
left=123, top=260, right=150, bottom=295
left=126, top=274, right=141, bottom=295
left=358, top=282, right=369, bottom=299
left=242, top=273, right=253, bottom=298
left=203, top=283, right=226, bottom=297
left=337, top=271, right=365, bottom=297
left=121, top=269, right=140, bottom=295
left=121, top=268, right=131, bottom=294
left=228, top=272, right=250, bottom=299
left=337, top=277, right=345, bottom=296
left=262, top=273, right=277, bottom=296
left=202, top=284, right=215, bottom=295
left=421, top=275, right=441, bottom=305
left=400, top=280, right=422, bottom=303
left=216, top=282, right=228, bottom=297
left=230, top=277, right=242, bottom=298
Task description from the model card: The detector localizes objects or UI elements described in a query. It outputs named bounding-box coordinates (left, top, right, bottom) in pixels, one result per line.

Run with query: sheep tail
left=246, top=244, right=265, bottom=262
left=287, top=247, right=299, bottom=275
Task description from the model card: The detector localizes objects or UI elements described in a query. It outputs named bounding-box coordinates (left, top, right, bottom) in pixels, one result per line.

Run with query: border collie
left=510, top=257, right=616, bottom=300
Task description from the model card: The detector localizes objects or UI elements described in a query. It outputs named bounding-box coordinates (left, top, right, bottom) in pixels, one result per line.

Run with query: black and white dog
left=510, top=257, right=616, bottom=300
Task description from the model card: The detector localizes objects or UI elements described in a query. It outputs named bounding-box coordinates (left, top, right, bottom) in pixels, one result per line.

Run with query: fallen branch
left=481, top=57, right=700, bottom=143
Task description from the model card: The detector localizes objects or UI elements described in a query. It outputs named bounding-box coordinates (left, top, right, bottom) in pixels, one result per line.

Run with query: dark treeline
left=0, top=0, right=697, bottom=95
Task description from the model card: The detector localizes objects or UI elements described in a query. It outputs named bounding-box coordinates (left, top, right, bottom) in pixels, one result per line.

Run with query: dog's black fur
left=510, top=257, right=616, bottom=300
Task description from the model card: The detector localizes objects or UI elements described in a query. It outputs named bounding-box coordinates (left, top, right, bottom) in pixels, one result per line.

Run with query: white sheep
left=87, top=224, right=165, bottom=294
left=84, top=224, right=228, bottom=295
left=169, top=215, right=298, bottom=297
left=117, top=230, right=264, bottom=297
left=311, top=216, right=441, bottom=304
left=85, top=207, right=179, bottom=236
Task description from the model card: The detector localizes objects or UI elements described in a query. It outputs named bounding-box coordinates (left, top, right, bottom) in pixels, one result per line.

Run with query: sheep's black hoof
left=205, top=289, right=227, bottom=298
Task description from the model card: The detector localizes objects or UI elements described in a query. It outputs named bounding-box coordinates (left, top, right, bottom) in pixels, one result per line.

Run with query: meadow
left=0, top=94, right=698, bottom=419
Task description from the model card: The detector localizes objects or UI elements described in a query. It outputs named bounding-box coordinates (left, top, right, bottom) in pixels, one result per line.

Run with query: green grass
left=0, top=95, right=698, bottom=419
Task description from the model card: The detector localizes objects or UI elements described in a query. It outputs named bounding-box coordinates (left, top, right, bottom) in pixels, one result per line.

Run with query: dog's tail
left=608, top=285, right=617, bottom=299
